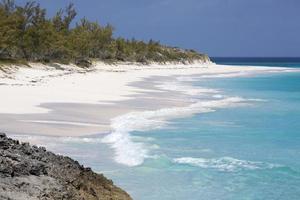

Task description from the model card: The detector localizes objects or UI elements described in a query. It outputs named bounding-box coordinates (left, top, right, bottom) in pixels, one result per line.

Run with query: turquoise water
left=101, top=64, right=300, bottom=200
left=17, top=61, right=300, bottom=199
left=110, top=73, right=300, bottom=200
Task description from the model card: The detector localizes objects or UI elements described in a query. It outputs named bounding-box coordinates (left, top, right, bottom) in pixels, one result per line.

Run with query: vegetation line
left=0, top=0, right=209, bottom=67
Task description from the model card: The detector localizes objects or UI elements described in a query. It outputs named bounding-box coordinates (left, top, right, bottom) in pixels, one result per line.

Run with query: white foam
left=199, top=72, right=251, bottom=78
left=173, top=157, right=280, bottom=172
left=156, top=81, right=219, bottom=96
left=213, top=94, right=224, bottom=99
left=175, top=72, right=251, bottom=81
left=102, top=97, right=253, bottom=167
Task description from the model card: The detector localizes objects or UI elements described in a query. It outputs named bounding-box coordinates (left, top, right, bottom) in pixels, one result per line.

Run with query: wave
left=200, top=72, right=251, bottom=78
left=156, top=81, right=219, bottom=96
left=101, top=96, right=255, bottom=167
left=173, top=157, right=281, bottom=172
left=175, top=72, right=252, bottom=80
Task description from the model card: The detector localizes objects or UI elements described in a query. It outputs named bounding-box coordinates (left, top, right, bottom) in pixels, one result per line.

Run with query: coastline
left=2, top=61, right=300, bottom=199
left=1, top=61, right=299, bottom=166
left=1, top=61, right=298, bottom=137
left=2, top=1, right=299, bottom=199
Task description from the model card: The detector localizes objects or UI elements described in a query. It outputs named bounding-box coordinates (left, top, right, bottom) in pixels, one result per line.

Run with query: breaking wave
left=101, top=96, right=255, bottom=167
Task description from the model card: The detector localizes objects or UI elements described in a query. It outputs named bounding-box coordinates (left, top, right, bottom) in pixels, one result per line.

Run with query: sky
left=16, top=0, right=300, bottom=57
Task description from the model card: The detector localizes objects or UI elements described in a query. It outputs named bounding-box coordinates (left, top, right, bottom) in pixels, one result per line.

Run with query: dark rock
left=29, top=163, right=47, bottom=176
left=0, top=134, right=132, bottom=200
left=39, top=146, right=46, bottom=152
left=0, top=141, right=9, bottom=150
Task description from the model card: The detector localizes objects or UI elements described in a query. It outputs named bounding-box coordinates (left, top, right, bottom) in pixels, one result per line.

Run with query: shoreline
left=1, top=62, right=299, bottom=137
left=1, top=61, right=300, bottom=167
left=1, top=60, right=300, bottom=199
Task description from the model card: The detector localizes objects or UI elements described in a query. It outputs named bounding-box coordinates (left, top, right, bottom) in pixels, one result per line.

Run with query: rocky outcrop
left=0, top=133, right=132, bottom=200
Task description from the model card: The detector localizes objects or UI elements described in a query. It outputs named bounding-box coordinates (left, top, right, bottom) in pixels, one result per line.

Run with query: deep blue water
left=211, top=57, right=300, bottom=68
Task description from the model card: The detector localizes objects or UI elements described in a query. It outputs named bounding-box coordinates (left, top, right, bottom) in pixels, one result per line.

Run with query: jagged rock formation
left=0, top=133, right=132, bottom=200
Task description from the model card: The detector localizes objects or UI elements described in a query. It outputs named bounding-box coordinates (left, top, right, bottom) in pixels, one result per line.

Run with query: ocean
left=15, top=58, right=300, bottom=199
left=105, top=58, right=300, bottom=200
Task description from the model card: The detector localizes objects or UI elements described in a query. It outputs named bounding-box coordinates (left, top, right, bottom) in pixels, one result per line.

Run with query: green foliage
left=0, top=0, right=207, bottom=66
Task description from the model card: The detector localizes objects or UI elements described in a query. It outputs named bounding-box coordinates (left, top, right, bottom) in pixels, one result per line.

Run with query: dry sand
left=0, top=61, right=298, bottom=136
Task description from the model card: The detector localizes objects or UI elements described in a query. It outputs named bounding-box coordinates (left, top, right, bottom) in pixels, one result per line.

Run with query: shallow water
left=12, top=61, right=300, bottom=200
left=104, top=72, right=300, bottom=200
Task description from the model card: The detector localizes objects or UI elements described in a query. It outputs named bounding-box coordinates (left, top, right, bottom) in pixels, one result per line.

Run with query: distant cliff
left=0, top=133, right=132, bottom=200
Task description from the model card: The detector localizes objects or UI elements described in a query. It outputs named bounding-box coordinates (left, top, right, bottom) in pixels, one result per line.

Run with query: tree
left=52, top=3, right=76, bottom=33
left=0, top=0, right=204, bottom=65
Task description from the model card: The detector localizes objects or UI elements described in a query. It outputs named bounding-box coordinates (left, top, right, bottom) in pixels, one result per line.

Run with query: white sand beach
left=0, top=61, right=298, bottom=137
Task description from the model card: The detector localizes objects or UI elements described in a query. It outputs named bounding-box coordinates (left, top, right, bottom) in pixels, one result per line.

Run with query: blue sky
left=17, top=0, right=300, bottom=57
